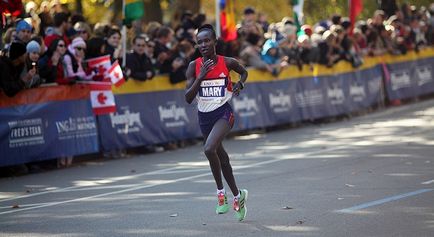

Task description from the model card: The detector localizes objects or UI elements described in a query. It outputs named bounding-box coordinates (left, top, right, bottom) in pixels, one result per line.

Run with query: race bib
left=199, top=78, right=226, bottom=98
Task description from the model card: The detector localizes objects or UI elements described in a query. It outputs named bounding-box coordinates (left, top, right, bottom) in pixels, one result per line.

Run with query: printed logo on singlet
left=199, top=75, right=227, bottom=98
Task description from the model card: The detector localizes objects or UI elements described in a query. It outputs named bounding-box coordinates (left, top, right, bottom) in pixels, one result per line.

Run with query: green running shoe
left=216, top=192, right=229, bottom=214
left=233, top=189, right=248, bottom=221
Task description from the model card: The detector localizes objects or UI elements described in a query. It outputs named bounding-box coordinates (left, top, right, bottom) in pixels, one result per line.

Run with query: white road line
left=337, top=189, right=434, bottom=214
left=421, top=179, right=434, bottom=185
left=0, top=146, right=344, bottom=216
left=0, top=166, right=197, bottom=203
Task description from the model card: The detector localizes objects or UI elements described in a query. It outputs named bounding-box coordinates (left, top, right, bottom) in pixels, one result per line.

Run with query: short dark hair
left=197, top=24, right=216, bottom=40
left=156, top=26, right=173, bottom=39
left=244, top=7, right=255, bottom=15
left=107, top=27, right=121, bottom=38
left=132, top=35, right=147, bottom=44
left=53, top=12, right=69, bottom=27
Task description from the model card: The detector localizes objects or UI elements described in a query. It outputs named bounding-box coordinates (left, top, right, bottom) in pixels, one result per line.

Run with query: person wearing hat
left=0, top=42, right=32, bottom=97
left=64, top=37, right=93, bottom=80
left=23, top=40, right=42, bottom=88
left=15, top=19, right=33, bottom=44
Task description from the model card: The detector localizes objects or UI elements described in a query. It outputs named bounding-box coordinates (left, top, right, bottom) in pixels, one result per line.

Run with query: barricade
left=1, top=48, right=433, bottom=166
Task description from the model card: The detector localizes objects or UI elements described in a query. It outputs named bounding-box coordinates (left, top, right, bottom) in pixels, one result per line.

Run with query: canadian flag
left=106, top=60, right=125, bottom=87
left=89, top=82, right=116, bottom=115
left=87, top=55, right=111, bottom=79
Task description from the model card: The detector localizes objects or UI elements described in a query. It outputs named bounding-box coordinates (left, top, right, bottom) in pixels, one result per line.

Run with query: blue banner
left=0, top=100, right=99, bottom=166
left=98, top=91, right=201, bottom=151
left=384, top=57, right=434, bottom=100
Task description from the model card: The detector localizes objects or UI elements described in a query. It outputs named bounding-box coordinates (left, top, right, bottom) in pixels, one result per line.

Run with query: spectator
left=318, top=30, right=340, bottom=67
left=240, top=32, right=273, bottom=73
left=168, top=39, right=195, bottom=84
left=44, top=12, right=70, bottom=48
left=93, top=22, right=110, bottom=38
left=73, top=21, right=92, bottom=41
left=126, top=35, right=155, bottom=81
left=2, top=27, right=16, bottom=52
left=0, top=42, right=30, bottom=97
left=37, top=1, right=53, bottom=37
left=30, top=36, right=47, bottom=55
left=104, top=27, right=123, bottom=61
left=15, top=19, right=33, bottom=44
left=257, top=12, right=270, bottom=33
left=298, top=34, right=318, bottom=70
left=64, top=37, right=93, bottom=80
left=86, top=37, right=106, bottom=59
left=145, top=21, right=162, bottom=41
left=153, top=26, right=174, bottom=73
left=39, top=38, right=68, bottom=84
left=24, top=40, right=42, bottom=87
left=261, top=39, right=284, bottom=76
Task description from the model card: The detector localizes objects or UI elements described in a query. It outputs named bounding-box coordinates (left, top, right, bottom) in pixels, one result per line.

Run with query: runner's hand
left=198, top=59, right=215, bottom=81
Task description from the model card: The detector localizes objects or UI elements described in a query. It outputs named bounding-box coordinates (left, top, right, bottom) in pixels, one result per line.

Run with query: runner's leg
left=217, top=144, right=239, bottom=196
left=203, top=119, right=231, bottom=190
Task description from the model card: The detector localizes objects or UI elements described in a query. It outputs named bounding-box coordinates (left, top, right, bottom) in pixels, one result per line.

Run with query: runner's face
left=196, top=31, right=215, bottom=57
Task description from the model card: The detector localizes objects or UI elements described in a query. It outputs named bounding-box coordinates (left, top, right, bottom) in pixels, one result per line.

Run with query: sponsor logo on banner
left=327, top=84, right=345, bottom=105
left=350, top=82, right=366, bottom=102
left=158, top=102, right=189, bottom=128
left=415, top=65, right=432, bottom=86
left=8, top=118, right=44, bottom=148
left=295, top=89, right=323, bottom=108
left=110, top=107, right=144, bottom=134
left=269, top=90, right=292, bottom=113
left=233, top=95, right=259, bottom=117
left=55, top=116, right=97, bottom=140
left=390, top=70, right=411, bottom=90
left=368, top=76, right=382, bottom=95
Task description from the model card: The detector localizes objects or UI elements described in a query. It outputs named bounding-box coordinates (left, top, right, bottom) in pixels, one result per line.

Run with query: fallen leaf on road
left=296, top=220, right=305, bottom=225
left=282, top=206, right=293, bottom=210
left=12, top=204, right=19, bottom=208
left=130, top=169, right=136, bottom=173
left=202, top=223, right=207, bottom=226
left=170, top=213, right=178, bottom=217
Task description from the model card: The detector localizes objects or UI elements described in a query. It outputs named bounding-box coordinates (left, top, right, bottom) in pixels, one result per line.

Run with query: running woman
left=185, top=24, right=248, bottom=221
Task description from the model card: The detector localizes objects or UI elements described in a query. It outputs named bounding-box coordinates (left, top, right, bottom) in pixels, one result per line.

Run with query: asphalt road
left=1, top=99, right=434, bottom=237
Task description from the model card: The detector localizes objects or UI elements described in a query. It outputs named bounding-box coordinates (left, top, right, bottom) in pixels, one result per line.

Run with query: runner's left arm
left=225, top=57, right=248, bottom=96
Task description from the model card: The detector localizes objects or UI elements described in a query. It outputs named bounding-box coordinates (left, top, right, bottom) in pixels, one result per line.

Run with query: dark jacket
left=126, top=52, right=155, bottom=81
left=0, top=56, right=25, bottom=97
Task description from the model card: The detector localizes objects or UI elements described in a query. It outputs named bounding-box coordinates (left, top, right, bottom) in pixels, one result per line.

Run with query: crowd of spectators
left=1, top=1, right=434, bottom=98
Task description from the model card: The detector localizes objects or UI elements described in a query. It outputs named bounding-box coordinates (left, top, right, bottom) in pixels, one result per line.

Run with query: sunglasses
left=57, top=44, right=65, bottom=47
left=135, top=44, right=146, bottom=47
left=75, top=47, right=85, bottom=51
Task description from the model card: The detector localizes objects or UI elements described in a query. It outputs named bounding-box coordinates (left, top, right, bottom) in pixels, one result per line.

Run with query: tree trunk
left=75, top=0, right=83, bottom=15
left=144, top=0, right=163, bottom=23
left=169, top=0, right=200, bottom=27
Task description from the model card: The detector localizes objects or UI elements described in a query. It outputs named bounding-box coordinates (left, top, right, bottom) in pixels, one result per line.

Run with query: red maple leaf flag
left=87, top=55, right=112, bottom=80
left=107, top=60, right=125, bottom=87
left=89, top=82, right=116, bottom=115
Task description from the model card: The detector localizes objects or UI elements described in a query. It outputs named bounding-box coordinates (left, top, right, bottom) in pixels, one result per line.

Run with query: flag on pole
left=106, top=60, right=125, bottom=87
left=219, top=0, right=237, bottom=42
left=349, top=0, right=363, bottom=35
left=124, top=0, right=144, bottom=24
left=292, top=0, right=305, bottom=36
left=87, top=55, right=111, bottom=80
left=0, top=0, right=23, bottom=17
left=89, top=82, right=116, bottom=115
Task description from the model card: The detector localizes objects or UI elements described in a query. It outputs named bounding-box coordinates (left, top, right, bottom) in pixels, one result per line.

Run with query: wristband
left=238, top=81, right=244, bottom=90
